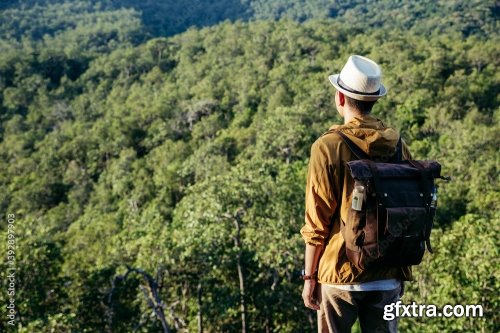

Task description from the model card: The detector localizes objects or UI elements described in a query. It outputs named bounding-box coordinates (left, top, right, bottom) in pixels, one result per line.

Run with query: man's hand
left=302, top=279, right=320, bottom=310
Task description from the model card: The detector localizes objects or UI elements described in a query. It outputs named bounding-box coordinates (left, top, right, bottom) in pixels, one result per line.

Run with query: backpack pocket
left=342, top=180, right=378, bottom=270
left=381, top=207, right=427, bottom=266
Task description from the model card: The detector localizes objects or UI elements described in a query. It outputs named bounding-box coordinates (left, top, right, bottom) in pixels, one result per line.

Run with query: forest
left=0, top=0, right=498, bottom=332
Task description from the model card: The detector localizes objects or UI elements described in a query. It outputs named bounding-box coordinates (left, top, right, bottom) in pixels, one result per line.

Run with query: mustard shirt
left=301, top=114, right=413, bottom=284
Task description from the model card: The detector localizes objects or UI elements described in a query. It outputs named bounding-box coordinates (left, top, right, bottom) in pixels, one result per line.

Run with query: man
left=300, top=55, right=412, bottom=332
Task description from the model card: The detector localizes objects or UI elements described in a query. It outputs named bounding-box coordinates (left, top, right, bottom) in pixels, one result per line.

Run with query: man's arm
left=302, top=244, right=323, bottom=310
left=300, top=140, right=337, bottom=310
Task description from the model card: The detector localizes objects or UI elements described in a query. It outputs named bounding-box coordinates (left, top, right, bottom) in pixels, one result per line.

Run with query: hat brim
left=328, top=74, right=387, bottom=101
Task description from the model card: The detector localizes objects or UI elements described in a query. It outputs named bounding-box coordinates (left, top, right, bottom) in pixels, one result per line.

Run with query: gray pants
left=317, top=284, right=401, bottom=333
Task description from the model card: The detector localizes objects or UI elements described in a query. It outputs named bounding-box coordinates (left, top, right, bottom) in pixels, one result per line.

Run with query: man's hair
left=345, top=95, right=376, bottom=114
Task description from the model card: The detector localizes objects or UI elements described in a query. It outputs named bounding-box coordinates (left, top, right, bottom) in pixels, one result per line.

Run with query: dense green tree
left=0, top=1, right=498, bottom=332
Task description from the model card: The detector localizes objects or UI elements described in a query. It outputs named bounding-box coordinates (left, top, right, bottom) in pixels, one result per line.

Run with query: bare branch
left=106, top=266, right=172, bottom=333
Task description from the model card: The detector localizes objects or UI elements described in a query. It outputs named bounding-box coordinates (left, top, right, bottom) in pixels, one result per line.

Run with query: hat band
left=338, top=77, right=380, bottom=96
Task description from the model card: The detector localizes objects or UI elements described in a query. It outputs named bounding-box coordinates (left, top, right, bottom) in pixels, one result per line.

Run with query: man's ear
left=338, top=91, right=346, bottom=107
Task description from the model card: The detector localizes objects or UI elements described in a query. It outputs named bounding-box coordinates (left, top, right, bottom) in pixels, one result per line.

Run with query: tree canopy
left=0, top=1, right=498, bottom=332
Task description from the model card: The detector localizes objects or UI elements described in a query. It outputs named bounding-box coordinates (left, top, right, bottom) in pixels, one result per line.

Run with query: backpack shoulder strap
left=395, top=137, right=403, bottom=161
left=333, top=131, right=370, bottom=160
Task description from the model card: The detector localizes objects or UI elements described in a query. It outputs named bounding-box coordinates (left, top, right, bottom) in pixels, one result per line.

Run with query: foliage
left=0, top=1, right=498, bottom=332
left=1, top=1, right=498, bottom=38
left=402, top=213, right=499, bottom=332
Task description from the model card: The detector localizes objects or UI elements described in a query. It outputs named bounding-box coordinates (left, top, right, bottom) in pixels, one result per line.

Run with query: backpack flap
left=347, top=160, right=441, bottom=180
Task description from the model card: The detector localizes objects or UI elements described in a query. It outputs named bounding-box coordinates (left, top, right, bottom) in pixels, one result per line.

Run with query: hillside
left=1, top=0, right=498, bottom=38
left=0, top=1, right=498, bottom=332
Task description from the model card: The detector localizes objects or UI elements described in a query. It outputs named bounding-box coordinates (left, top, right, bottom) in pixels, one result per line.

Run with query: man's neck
left=343, top=108, right=366, bottom=124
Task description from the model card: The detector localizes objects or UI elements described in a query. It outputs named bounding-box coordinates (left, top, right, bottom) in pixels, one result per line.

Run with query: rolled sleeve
left=301, top=141, right=337, bottom=246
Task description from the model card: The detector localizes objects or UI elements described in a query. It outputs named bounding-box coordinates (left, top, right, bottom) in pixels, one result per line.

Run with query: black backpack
left=335, top=131, right=447, bottom=270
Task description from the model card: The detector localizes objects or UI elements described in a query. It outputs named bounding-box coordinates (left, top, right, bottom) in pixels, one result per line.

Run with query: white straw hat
left=328, top=55, right=387, bottom=101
